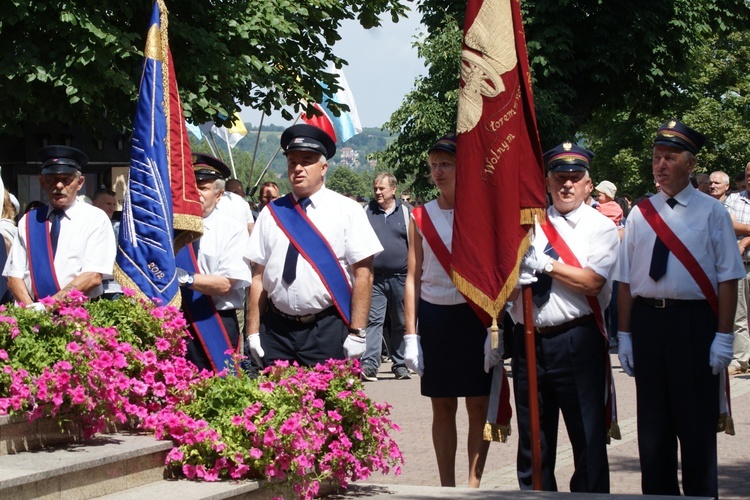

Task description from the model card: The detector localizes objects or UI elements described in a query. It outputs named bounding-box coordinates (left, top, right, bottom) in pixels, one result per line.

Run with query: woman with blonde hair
left=403, top=132, right=499, bottom=488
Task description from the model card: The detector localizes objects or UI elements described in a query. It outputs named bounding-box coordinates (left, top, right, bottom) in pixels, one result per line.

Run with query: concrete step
left=0, top=413, right=83, bottom=456
left=0, top=432, right=172, bottom=499
left=96, top=478, right=264, bottom=500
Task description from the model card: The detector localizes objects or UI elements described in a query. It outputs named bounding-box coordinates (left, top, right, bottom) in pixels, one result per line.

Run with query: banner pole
left=522, top=285, right=543, bottom=489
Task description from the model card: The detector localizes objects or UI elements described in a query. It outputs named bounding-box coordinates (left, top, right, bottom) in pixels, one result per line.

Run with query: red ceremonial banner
left=166, top=50, right=203, bottom=252
left=452, top=0, right=547, bottom=319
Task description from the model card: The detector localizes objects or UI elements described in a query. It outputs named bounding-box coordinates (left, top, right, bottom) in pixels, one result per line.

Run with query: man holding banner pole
left=509, top=143, right=619, bottom=493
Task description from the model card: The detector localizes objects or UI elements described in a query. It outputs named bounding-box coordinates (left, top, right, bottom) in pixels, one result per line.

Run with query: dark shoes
left=361, top=364, right=379, bottom=382
left=393, top=365, right=411, bottom=380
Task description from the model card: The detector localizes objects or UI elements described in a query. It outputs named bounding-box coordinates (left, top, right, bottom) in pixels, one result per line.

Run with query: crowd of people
left=0, top=119, right=745, bottom=499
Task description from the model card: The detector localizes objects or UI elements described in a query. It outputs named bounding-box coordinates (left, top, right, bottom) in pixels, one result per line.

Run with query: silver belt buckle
left=654, top=298, right=666, bottom=308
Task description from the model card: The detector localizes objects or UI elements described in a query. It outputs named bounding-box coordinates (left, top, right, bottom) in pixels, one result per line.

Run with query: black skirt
left=418, top=299, right=492, bottom=398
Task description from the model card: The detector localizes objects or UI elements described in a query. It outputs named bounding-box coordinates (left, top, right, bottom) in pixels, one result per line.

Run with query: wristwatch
left=185, top=273, right=194, bottom=287
left=348, top=327, right=367, bottom=338
left=543, top=258, right=554, bottom=274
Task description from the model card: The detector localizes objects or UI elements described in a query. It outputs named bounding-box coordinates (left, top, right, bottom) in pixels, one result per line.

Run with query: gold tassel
left=608, top=421, right=622, bottom=441
left=483, top=422, right=511, bottom=443
left=717, top=413, right=736, bottom=436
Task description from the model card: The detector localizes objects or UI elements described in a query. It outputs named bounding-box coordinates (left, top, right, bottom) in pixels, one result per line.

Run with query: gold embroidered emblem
left=457, top=0, right=517, bottom=134
left=668, top=120, right=677, bottom=128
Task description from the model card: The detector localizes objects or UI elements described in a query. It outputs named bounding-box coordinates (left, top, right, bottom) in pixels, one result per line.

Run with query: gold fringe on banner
left=451, top=232, right=534, bottom=320
left=521, top=207, right=546, bottom=226
left=483, top=422, right=511, bottom=443
left=717, top=413, right=735, bottom=436
left=113, top=266, right=182, bottom=308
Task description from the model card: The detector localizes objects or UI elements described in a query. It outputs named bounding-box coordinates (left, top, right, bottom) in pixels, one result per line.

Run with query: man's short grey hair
left=710, top=171, right=730, bottom=185
left=214, top=178, right=226, bottom=193
left=373, top=172, right=398, bottom=188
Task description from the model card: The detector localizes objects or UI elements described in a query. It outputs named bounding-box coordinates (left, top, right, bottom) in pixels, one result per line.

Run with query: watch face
left=544, top=261, right=554, bottom=273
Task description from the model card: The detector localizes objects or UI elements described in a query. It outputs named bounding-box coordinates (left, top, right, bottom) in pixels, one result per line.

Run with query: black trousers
left=185, top=309, right=239, bottom=372
left=631, top=299, right=719, bottom=498
left=260, top=307, right=348, bottom=367
left=511, top=318, right=609, bottom=493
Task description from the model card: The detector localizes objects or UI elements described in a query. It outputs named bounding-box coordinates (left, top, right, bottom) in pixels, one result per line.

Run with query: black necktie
left=530, top=242, right=559, bottom=307
left=282, top=198, right=311, bottom=285
left=49, top=208, right=65, bottom=256
left=649, top=197, right=678, bottom=281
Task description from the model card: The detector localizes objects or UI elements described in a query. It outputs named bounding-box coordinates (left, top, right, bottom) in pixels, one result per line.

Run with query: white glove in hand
left=516, top=267, right=538, bottom=287
left=246, top=333, right=265, bottom=367
left=521, top=246, right=550, bottom=274
left=27, top=302, right=47, bottom=313
left=617, top=331, right=634, bottom=377
left=483, top=328, right=504, bottom=373
left=709, top=332, right=734, bottom=375
left=403, top=334, right=424, bottom=377
left=176, top=267, right=192, bottom=285
left=343, top=335, right=366, bottom=359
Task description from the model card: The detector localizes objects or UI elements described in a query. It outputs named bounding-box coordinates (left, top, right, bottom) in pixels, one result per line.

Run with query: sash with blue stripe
left=27, top=207, right=60, bottom=300
left=267, top=194, right=352, bottom=325
left=175, top=244, right=235, bottom=374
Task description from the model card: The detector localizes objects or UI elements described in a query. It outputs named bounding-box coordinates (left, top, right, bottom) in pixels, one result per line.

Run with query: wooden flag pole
left=522, top=285, right=543, bottom=489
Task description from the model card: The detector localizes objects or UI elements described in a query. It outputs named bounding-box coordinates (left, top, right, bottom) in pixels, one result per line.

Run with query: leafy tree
left=584, top=29, right=750, bottom=196
left=0, top=0, right=407, bottom=136
left=381, top=0, right=750, bottom=197
left=326, top=165, right=372, bottom=198
left=376, top=15, right=461, bottom=200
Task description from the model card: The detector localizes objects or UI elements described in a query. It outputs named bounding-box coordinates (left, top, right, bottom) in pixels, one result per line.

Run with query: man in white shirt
left=3, top=146, right=115, bottom=304
left=177, top=154, right=252, bottom=372
left=245, top=124, right=382, bottom=368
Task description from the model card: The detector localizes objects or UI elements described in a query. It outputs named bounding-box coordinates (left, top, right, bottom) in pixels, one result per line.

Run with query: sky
left=239, top=11, right=426, bottom=129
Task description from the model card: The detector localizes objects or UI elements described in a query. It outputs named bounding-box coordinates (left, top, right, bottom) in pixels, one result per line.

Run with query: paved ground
left=349, top=354, right=750, bottom=498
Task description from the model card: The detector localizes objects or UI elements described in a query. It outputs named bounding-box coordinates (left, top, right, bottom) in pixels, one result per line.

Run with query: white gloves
left=516, top=267, right=538, bottom=287
left=403, top=334, right=424, bottom=377
left=617, top=331, right=634, bottom=377
left=521, top=246, right=550, bottom=274
left=246, top=333, right=265, bottom=367
left=27, top=302, right=47, bottom=313
left=343, top=335, right=366, bottom=359
left=483, top=328, right=504, bottom=373
left=709, top=332, right=734, bottom=375
left=176, top=267, right=193, bottom=286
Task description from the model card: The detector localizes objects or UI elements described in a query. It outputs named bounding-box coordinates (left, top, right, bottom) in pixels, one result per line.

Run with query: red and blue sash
left=175, top=244, right=236, bottom=374
left=27, top=207, right=60, bottom=300
left=267, top=194, right=352, bottom=325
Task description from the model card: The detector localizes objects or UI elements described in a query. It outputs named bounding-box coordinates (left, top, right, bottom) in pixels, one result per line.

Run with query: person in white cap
left=594, top=180, right=623, bottom=227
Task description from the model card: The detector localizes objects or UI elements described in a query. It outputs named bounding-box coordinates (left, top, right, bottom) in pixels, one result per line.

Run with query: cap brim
left=41, top=165, right=79, bottom=175
left=283, top=145, right=327, bottom=156
left=428, top=145, right=456, bottom=156
left=548, top=164, right=587, bottom=173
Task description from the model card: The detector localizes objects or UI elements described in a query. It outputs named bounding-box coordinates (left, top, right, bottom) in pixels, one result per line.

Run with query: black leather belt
left=535, top=314, right=595, bottom=335
left=636, top=296, right=708, bottom=309
left=268, top=301, right=336, bottom=324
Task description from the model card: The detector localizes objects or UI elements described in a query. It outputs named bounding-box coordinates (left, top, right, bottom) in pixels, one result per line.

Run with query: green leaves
left=0, top=0, right=407, bottom=133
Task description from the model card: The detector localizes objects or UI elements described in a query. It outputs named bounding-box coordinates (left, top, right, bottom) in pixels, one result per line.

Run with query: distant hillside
left=232, top=125, right=397, bottom=174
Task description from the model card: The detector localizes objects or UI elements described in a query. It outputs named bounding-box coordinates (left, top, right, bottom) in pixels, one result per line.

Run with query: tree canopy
left=0, top=0, right=407, bottom=136
left=379, top=0, right=750, bottom=198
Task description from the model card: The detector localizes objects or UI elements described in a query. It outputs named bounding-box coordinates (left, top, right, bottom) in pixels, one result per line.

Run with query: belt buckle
left=298, top=313, right=316, bottom=324
left=654, top=298, right=666, bottom=308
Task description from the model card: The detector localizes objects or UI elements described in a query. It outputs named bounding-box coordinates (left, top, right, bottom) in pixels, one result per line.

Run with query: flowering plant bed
left=0, top=291, right=402, bottom=499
